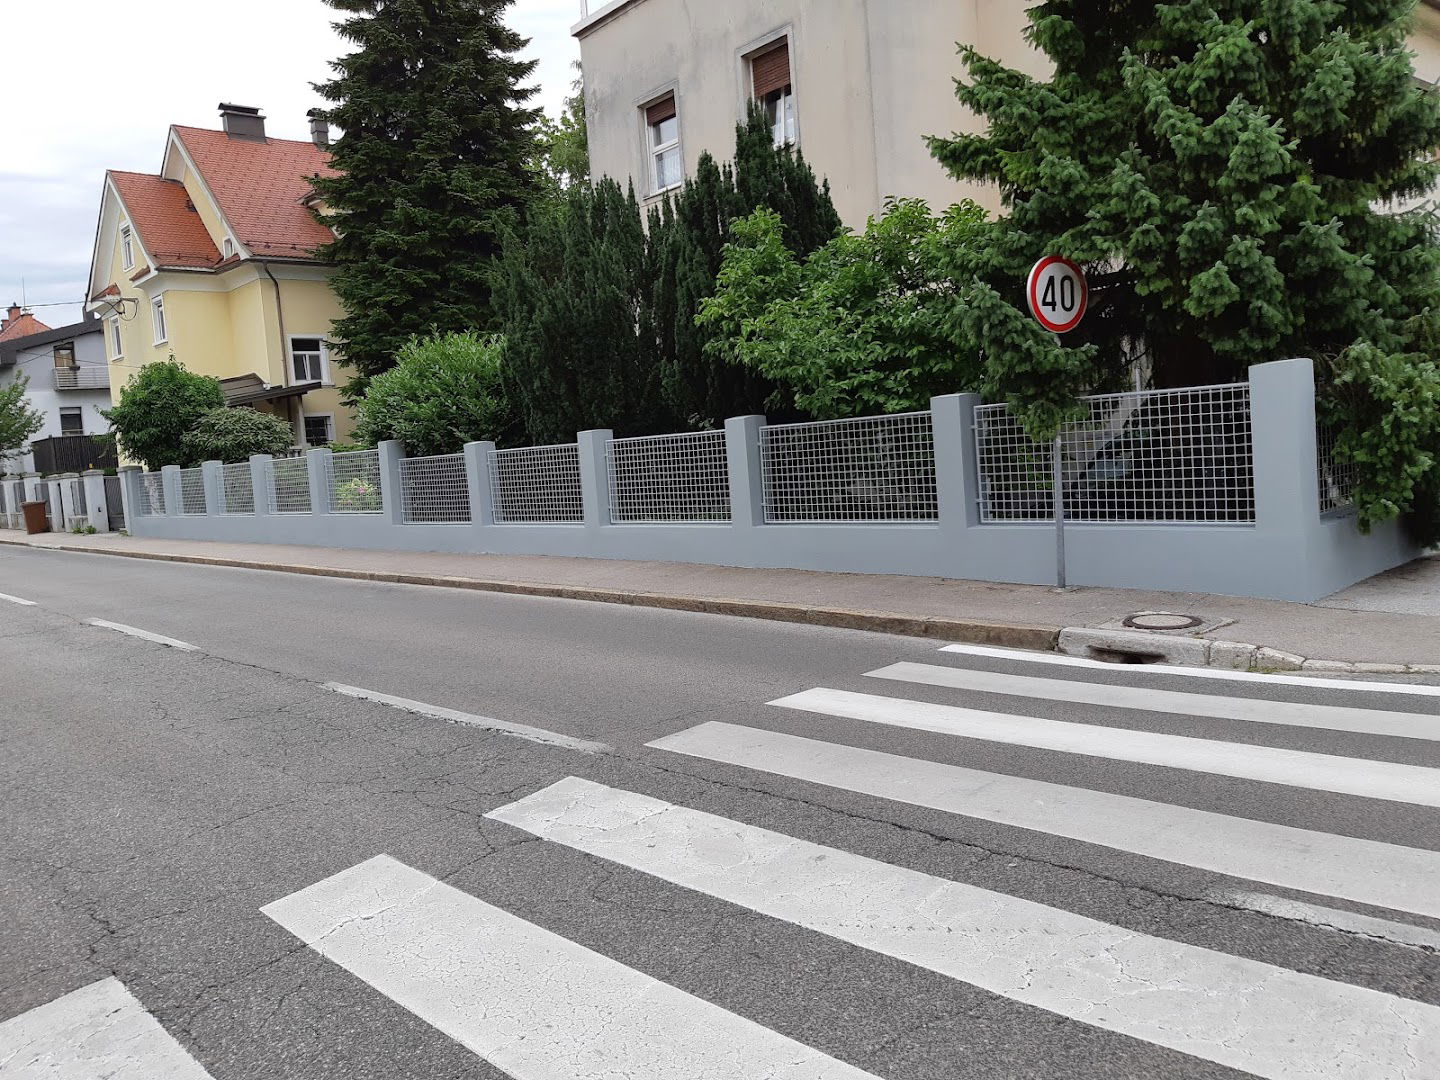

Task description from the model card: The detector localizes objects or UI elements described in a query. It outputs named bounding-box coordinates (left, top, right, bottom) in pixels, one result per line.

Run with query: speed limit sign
left=1026, top=256, right=1088, bottom=335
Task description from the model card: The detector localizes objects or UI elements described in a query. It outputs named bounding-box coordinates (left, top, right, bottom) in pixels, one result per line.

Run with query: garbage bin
left=21, top=501, right=49, bottom=535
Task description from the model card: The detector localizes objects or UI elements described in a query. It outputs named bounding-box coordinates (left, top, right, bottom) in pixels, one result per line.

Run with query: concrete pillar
left=82, top=471, right=108, bottom=532
left=377, top=441, right=405, bottom=525
left=1250, top=359, right=1321, bottom=533
left=463, top=441, right=497, bottom=526
left=724, top=415, right=767, bottom=529
left=118, top=466, right=142, bottom=530
left=577, top=429, right=613, bottom=530
left=249, top=455, right=273, bottom=517
left=201, top=461, right=223, bottom=515
left=160, top=465, right=182, bottom=518
left=307, top=448, right=333, bottom=515
left=931, top=393, right=982, bottom=532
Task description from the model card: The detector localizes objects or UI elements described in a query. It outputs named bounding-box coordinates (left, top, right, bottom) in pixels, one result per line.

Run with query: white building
left=0, top=310, right=112, bottom=476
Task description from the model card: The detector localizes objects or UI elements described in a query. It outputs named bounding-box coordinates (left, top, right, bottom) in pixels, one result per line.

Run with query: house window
left=108, top=317, right=123, bottom=359
left=121, top=226, right=135, bottom=271
left=152, top=296, right=168, bottom=344
left=223, top=238, right=236, bottom=258
left=646, top=95, right=682, bottom=194
left=751, top=40, right=796, bottom=147
left=59, top=408, right=84, bottom=436
left=303, top=414, right=333, bottom=447
left=52, top=342, right=76, bottom=370
left=290, top=336, right=329, bottom=384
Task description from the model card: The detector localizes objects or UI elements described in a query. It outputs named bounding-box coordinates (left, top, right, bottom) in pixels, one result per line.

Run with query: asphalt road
left=1, top=545, right=1438, bottom=1079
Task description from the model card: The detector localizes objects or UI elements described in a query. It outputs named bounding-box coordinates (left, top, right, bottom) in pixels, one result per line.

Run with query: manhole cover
left=1122, top=612, right=1204, bottom=631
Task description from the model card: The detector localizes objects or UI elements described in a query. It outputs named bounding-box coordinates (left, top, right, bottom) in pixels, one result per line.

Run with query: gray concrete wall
left=121, top=360, right=1420, bottom=603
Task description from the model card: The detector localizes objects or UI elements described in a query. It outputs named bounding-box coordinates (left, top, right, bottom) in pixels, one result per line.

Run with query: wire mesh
left=760, top=412, right=938, bottom=523
left=488, top=444, right=583, bottom=524
left=136, top=473, right=165, bottom=517
left=975, top=384, right=1255, bottom=524
left=179, top=468, right=207, bottom=516
left=327, top=450, right=383, bottom=514
left=400, top=454, right=471, bottom=524
left=609, top=430, right=731, bottom=523
left=1316, top=422, right=1358, bottom=516
left=268, top=457, right=312, bottom=515
left=221, top=462, right=255, bottom=515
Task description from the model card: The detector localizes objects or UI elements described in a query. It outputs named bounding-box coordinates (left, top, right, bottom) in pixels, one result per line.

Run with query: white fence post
left=249, top=455, right=273, bottom=518
left=307, top=448, right=333, bottom=515
left=463, top=441, right=497, bottom=526
left=577, top=429, right=613, bottom=530
left=160, top=465, right=182, bottom=518
left=82, top=471, right=108, bottom=532
left=724, top=415, right=767, bottom=529
left=202, top=461, right=223, bottom=515
left=377, top=441, right=405, bottom=525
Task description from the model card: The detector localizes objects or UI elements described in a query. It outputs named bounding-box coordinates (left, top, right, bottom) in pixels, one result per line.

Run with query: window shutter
left=646, top=96, right=677, bottom=127
left=752, top=40, right=791, bottom=99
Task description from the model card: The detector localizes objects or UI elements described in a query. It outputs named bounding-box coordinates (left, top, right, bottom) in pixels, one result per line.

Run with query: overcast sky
left=0, top=0, right=581, bottom=329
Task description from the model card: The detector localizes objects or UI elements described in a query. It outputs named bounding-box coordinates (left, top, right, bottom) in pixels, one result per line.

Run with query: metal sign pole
left=1052, top=433, right=1066, bottom=588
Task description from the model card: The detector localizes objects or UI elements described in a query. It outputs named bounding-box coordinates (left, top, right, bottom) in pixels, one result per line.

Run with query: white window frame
left=108, top=316, right=123, bottom=360
left=222, top=238, right=236, bottom=258
left=647, top=103, right=682, bottom=197
left=288, top=335, right=331, bottom=386
left=151, top=295, right=168, bottom=345
left=302, top=413, right=334, bottom=448
left=120, top=226, right=135, bottom=271
left=762, top=85, right=797, bottom=148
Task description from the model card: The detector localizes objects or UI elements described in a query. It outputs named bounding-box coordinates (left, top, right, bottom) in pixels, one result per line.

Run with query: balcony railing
left=53, top=366, right=111, bottom=391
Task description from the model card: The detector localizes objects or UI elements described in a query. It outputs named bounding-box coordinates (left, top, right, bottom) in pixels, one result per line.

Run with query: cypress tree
left=312, top=0, right=541, bottom=388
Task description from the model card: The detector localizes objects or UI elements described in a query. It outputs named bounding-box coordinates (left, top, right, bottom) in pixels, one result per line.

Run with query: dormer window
left=120, top=226, right=135, bottom=271
left=223, top=238, right=236, bottom=258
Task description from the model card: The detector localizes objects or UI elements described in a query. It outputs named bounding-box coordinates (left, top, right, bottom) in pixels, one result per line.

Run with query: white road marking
left=263, top=854, right=879, bottom=1080
left=0, top=592, right=36, bottom=606
left=940, top=641, right=1440, bottom=697
left=323, top=684, right=612, bottom=754
left=85, top=619, right=198, bottom=652
left=1208, top=889, right=1440, bottom=953
left=868, top=661, right=1440, bottom=741
left=490, top=777, right=1440, bottom=1080
left=770, top=688, right=1440, bottom=807
left=649, top=722, right=1440, bottom=920
left=0, top=977, right=215, bottom=1078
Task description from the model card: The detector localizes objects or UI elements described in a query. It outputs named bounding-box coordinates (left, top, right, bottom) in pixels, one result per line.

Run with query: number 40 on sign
left=1026, top=255, right=1088, bottom=335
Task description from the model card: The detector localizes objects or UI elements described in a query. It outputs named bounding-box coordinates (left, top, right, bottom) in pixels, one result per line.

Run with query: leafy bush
left=0, top=376, right=44, bottom=463
left=103, top=360, right=226, bottom=470
left=354, top=331, right=509, bottom=456
left=334, top=475, right=381, bottom=512
left=181, top=408, right=296, bottom=464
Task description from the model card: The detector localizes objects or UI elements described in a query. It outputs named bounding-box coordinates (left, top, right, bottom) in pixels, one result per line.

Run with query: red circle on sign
left=1027, top=256, right=1088, bottom=335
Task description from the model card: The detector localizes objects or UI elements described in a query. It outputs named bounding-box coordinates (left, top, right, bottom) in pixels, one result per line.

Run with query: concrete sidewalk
left=2, top=529, right=1436, bottom=672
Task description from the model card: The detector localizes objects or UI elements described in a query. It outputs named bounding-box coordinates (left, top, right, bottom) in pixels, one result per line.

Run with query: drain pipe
left=261, top=260, right=304, bottom=446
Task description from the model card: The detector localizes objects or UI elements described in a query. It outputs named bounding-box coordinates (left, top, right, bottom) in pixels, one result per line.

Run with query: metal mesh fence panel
left=609, top=430, right=731, bottom=523
left=760, top=412, right=938, bottom=523
left=221, top=462, right=255, bottom=515
left=975, top=384, right=1255, bottom=524
left=136, top=473, right=165, bottom=517
left=179, top=468, right=207, bottom=516
left=327, top=450, right=383, bottom=514
left=1316, top=422, right=1358, bottom=516
left=400, top=454, right=471, bottom=524
left=268, top=457, right=312, bottom=515
left=488, top=444, right=583, bottom=523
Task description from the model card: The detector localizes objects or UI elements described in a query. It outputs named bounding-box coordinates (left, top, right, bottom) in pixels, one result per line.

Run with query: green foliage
left=927, top=0, right=1440, bottom=535
left=102, top=361, right=226, bottom=470
left=700, top=199, right=988, bottom=417
left=181, top=408, right=296, bottom=465
left=334, top=475, right=382, bottom=512
left=531, top=65, right=589, bottom=194
left=354, top=331, right=511, bottom=455
left=313, top=0, right=542, bottom=385
left=0, top=376, right=44, bottom=461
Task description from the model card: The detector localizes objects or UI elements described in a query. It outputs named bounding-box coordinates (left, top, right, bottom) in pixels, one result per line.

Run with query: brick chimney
left=307, top=109, right=330, bottom=149
left=2, top=304, right=19, bottom=333
left=219, top=103, right=266, bottom=140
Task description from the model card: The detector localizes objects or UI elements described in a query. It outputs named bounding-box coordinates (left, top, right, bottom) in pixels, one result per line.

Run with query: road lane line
left=0, top=591, right=36, bottom=606
left=1207, top=890, right=1440, bottom=953
left=323, top=684, right=612, bottom=754
left=490, top=777, right=1440, bottom=1080
left=648, top=722, right=1440, bottom=920
left=85, top=619, right=198, bottom=651
left=263, top=854, right=879, bottom=1080
left=770, top=688, right=1440, bottom=807
left=867, top=661, right=1440, bottom=741
left=939, top=642, right=1440, bottom=697
left=0, top=977, right=215, bottom=1078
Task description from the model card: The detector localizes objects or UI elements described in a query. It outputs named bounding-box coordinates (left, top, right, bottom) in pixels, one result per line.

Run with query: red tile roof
left=173, top=127, right=337, bottom=260
left=0, top=311, right=52, bottom=344
left=109, top=170, right=221, bottom=270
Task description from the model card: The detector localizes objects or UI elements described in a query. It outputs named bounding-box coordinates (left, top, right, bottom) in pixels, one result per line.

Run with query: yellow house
left=85, top=104, right=353, bottom=449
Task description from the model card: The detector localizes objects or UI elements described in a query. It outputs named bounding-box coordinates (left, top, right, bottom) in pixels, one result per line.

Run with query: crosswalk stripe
left=262, top=854, right=880, bottom=1080
left=770, top=687, right=1440, bottom=807
left=866, top=661, right=1440, bottom=741
left=489, top=777, right=1440, bottom=1080
left=939, top=642, right=1440, bottom=698
left=0, top=977, right=215, bottom=1079
left=648, top=722, right=1440, bottom=920
left=1205, top=890, right=1440, bottom=952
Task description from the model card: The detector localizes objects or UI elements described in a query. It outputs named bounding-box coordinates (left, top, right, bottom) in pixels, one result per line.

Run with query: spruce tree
left=312, top=0, right=541, bottom=387
left=928, top=1, right=1440, bottom=534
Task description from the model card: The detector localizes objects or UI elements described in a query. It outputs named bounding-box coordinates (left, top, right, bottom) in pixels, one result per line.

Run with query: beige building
left=575, top=0, right=1440, bottom=228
